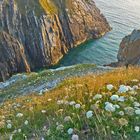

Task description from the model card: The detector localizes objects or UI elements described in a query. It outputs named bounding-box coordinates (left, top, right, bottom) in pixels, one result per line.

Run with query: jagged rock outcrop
left=0, top=0, right=110, bottom=81
left=106, top=29, right=140, bottom=67
left=118, top=29, right=140, bottom=65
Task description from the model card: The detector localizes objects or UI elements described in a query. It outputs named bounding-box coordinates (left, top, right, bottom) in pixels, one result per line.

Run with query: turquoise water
left=58, top=0, right=140, bottom=66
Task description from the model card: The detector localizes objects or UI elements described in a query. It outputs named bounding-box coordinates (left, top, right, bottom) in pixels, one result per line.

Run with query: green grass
left=0, top=67, right=140, bottom=140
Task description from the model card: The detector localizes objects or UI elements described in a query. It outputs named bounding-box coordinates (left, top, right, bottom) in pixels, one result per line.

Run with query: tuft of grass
left=0, top=67, right=140, bottom=139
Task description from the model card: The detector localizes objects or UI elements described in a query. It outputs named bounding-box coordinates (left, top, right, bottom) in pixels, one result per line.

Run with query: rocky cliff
left=107, top=29, right=140, bottom=67
left=117, top=29, right=140, bottom=66
left=0, top=0, right=110, bottom=81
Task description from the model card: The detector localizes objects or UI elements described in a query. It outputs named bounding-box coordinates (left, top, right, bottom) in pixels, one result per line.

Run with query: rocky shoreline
left=0, top=0, right=110, bottom=81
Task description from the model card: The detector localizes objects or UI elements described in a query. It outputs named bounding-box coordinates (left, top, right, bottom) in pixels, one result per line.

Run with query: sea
left=57, top=0, right=140, bottom=67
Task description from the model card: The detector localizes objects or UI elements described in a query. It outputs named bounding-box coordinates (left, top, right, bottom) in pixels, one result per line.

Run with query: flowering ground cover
left=0, top=67, right=140, bottom=140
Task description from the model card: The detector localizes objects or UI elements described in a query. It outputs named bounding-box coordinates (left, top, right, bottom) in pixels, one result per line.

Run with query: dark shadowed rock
left=0, top=0, right=110, bottom=81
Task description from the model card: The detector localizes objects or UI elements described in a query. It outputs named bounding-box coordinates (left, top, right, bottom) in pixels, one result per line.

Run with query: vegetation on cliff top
left=14, top=0, right=72, bottom=16
left=0, top=67, right=140, bottom=139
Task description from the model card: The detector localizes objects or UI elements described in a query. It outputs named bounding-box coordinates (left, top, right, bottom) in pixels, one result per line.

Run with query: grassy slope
left=0, top=67, right=140, bottom=139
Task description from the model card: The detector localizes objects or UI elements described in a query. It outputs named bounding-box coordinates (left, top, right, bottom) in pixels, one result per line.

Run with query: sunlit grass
left=0, top=67, right=140, bottom=139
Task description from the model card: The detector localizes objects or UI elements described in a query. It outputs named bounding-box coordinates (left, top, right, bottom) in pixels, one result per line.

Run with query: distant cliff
left=118, top=29, right=140, bottom=65
left=0, top=0, right=110, bottom=81
left=107, top=29, right=140, bottom=67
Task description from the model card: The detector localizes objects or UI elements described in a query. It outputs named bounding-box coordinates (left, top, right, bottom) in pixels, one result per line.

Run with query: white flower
left=57, top=100, right=64, bottom=105
left=105, top=102, right=115, bottom=112
left=18, top=129, right=21, bottom=133
left=16, top=113, right=23, bottom=118
left=86, top=111, right=93, bottom=118
left=118, top=111, right=124, bottom=116
left=93, top=94, right=102, bottom=100
left=124, top=107, right=135, bottom=115
left=127, top=86, right=133, bottom=91
left=41, top=110, right=46, bottom=114
left=114, top=104, right=120, bottom=109
left=118, top=85, right=129, bottom=93
left=118, top=96, right=125, bottom=102
left=135, top=109, right=140, bottom=115
left=133, top=85, right=139, bottom=90
left=39, top=90, right=43, bottom=95
left=67, top=128, right=73, bottom=135
left=75, top=104, right=81, bottom=109
left=107, top=84, right=114, bottom=91
left=41, top=137, right=45, bottom=140
left=135, top=126, right=140, bottom=132
left=133, top=102, right=140, bottom=107
left=24, top=120, right=29, bottom=125
left=71, top=134, right=79, bottom=140
left=110, top=95, right=119, bottom=101
left=56, top=124, right=64, bottom=131
left=64, top=116, right=72, bottom=122
left=9, top=135, right=13, bottom=140
left=131, top=79, right=139, bottom=83
left=7, top=123, right=12, bottom=129
left=69, top=101, right=76, bottom=106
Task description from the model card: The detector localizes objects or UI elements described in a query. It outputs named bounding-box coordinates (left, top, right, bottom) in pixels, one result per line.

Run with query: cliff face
left=117, top=29, right=140, bottom=66
left=0, top=0, right=110, bottom=81
left=106, top=29, right=140, bottom=67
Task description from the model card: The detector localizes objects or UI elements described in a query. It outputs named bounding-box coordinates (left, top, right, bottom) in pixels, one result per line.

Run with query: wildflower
left=135, top=109, right=140, bottom=115
left=57, top=100, right=64, bottom=105
left=118, top=85, right=129, bottom=93
left=69, top=101, right=76, bottom=106
left=24, top=120, right=29, bottom=125
left=86, top=111, right=93, bottom=118
left=41, top=110, right=46, bottom=114
left=118, top=118, right=128, bottom=126
left=64, top=116, right=72, bottom=122
left=133, top=102, right=140, bottom=107
left=118, top=111, right=124, bottom=116
left=7, top=123, right=12, bottom=129
left=39, top=90, right=43, bottom=95
left=110, top=95, right=119, bottom=101
left=131, top=79, right=139, bottom=83
left=56, top=124, right=64, bottom=131
left=107, top=84, right=114, bottom=91
left=18, top=129, right=21, bottom=133
left=93, top=94, right=102, bottom=100
left=16, top=113, right=23, bottom=118
left=124, top=107, right=135, bottom=116
left=133, top=85, right=139, bottom=90
left=114, top=104, right=120, bottom=109
left=105, top=102, right=115, bottom=112
left=67, top=128, right=74, bottom=135
left=75, top=104, right=81, bottom=109
left=71, top=134, right=79, bottom=140
left=9, top=135, right=13, bottom=140
left=118, top=96, right=125, bottom=102
left=135, top=126, right=140, bottom=132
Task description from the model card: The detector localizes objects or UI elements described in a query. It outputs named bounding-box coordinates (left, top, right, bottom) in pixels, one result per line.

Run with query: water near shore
left=57, top=0, right=140, bottom=66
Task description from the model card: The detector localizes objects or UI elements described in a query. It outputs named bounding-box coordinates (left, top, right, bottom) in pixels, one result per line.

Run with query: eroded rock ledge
left=0, top=0, right=110, bottom=81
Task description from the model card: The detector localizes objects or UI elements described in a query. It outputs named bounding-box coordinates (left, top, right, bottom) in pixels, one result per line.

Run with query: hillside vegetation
left=0, top=67, right=140, bottom=140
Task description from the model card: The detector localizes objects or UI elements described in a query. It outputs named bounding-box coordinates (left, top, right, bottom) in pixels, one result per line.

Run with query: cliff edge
left=0, top=0, right=110, bottom=81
